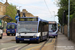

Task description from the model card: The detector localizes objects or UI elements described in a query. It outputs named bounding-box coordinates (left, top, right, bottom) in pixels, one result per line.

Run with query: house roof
left=0, top=15, right=13, bottom=22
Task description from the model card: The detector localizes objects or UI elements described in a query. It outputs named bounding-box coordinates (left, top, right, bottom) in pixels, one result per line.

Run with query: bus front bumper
left=49, top=34, right=58, bottom=36
left=16, top=37, right=39, bottom=41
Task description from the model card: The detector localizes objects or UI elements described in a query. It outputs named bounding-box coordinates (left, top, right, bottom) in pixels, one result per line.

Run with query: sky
left=1, top=0, right=59, bottom=23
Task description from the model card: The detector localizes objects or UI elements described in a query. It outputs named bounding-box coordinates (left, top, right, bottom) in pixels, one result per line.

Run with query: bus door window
left=52, top=24, right=57, bottom=32
left=49, top=24, right=53, bottom=31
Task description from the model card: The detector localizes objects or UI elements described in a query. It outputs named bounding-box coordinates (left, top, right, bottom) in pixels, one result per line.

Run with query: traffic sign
left=15, top=16, right=19, bottom=20
left=0, top=19, right=2, bottom=26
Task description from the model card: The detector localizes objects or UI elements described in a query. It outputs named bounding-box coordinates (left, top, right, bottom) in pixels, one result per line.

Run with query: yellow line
left=26, top=39, right=56, bottom=50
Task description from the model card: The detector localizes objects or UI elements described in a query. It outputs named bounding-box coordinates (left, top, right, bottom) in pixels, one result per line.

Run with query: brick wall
left=64, top=25, right=68, bottom=36
left=70, top=18, right=75, bottom=43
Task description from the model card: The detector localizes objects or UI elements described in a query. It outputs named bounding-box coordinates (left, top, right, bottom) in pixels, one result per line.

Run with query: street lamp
left=16, top=6, right=21, bottom=10
left=53, top=11, right=55, bottom=21
left=68, top=0, right=70, bottom=40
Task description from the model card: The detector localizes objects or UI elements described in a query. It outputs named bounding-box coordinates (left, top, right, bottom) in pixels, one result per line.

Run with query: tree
left=57, top=0, right=75, bottom=25
left=5, top=4, right=17, bottom=22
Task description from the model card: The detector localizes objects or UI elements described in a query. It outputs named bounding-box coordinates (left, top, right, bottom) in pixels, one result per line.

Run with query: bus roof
left=48, top=21, right=57, bottom=24
left=19, top=17, right=48, bottom=23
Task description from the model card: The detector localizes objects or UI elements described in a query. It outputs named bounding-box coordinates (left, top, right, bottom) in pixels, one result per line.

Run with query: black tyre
left=56, top=35, right=58, bottom=37
left=0, top=37, right=2, bottom=39
left=16, top=40, right=20, bottom=43
left=14, top=34, right=15, bottom=36
left=12, top=34, right=13, bottom=36
left=0, top=34, right=2, bottom=39
left=37, top=38, right=40, bottom=43
left=7, top=34, right=10, bottom=36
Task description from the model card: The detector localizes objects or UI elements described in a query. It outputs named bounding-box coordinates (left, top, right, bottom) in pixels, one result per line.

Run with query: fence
left=63, top=18, right=75, bottom=43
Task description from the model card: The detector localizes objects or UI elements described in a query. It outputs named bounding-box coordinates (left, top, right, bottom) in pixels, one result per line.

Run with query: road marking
left=15, top=44, right=31, bottom=50
left=15, top=47, right=21, bottom=50
left=26, top=39, right=55, bottom=50
left=1, top=45, right=19, bottom=50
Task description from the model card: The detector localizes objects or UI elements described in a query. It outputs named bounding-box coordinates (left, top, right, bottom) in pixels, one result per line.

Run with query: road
left=0, top=34, right=56, bottom=50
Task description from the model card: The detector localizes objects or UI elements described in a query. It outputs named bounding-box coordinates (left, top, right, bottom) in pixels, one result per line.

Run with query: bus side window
left=38, top=22, right=48, bottom=32
left=38, top=21, right=41, bottom=32
left=43, top=23, right=48, bottom=32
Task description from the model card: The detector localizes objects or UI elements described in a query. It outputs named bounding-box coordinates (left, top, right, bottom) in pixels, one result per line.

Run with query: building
left=0, top=0, right=12, bottom=32
left=0, top=0, right=38, bottom=32
left=0, top=0, right=9, bottom=15
left=20, top=9, right=35, bottom=17
left=0, top=0, right=12, bottom=22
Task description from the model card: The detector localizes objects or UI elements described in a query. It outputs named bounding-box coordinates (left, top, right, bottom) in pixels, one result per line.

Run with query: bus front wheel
left=16, top=40, right=20, bottom=43
left=0, top=37, right=2, bottom=39
left=37, top=38, right=40, bottom=43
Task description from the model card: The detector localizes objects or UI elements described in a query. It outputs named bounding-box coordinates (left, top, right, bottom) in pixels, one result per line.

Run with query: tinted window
left=7, top=25, right=15, bottom=29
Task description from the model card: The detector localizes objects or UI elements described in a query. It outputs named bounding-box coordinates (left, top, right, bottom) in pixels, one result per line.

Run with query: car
left=0, top=27, right=3, bottom=39
left=6, top=22, right=17, bottom=36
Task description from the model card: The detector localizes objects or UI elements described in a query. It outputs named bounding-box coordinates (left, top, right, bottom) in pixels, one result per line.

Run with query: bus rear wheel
left=7, top=34, right=10, bottom=36
left=14, top=34, right=15, bottom=36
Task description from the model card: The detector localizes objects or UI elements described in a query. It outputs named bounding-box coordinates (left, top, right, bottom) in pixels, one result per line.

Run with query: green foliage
left=5, top=4, right=17, bottom=22
left=57, top=0, right=75, bottom=25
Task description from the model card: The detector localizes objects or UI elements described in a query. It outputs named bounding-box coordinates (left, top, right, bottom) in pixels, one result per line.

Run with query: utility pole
left=62, top=10, right=65, bottom=34
left=68, top=0, right=70, bottom=40
left=53, top=11, right=55, bottom=21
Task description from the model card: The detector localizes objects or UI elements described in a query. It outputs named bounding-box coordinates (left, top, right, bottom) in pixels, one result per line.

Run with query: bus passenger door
left=39, top=21, right=43, bottom=41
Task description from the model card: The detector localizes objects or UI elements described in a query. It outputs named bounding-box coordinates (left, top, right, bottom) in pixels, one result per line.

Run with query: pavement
left=3, top=32, right=7, bottom=36
left=56, top=32, right=75, bottom=50
left=34, top=32, right=75, bottom=50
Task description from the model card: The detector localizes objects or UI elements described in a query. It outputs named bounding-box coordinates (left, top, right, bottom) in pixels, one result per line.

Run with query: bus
left=6, top=22, right=17, bottom=36
left=48, top=21, right=58, bottom=38
left=16, top=17, right=49, bottom=43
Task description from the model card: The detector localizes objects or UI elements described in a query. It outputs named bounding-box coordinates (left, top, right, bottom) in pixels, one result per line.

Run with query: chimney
left=6, top=0, right=7, bottom=2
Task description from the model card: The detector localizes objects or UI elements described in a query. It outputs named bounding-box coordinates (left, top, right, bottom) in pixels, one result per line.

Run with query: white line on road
left=1, top=45, right=19, bottom=50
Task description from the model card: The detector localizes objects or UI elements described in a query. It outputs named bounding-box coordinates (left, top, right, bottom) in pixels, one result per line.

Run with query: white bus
left=48, top=21, right=58, bottom=38
left=16, top=17, right=49, bottom=43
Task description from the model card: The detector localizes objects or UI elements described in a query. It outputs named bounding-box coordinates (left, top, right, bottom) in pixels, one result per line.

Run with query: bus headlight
left=17, top=36, right=21, bottom=38
left=33, top=36, right=37, bottom=38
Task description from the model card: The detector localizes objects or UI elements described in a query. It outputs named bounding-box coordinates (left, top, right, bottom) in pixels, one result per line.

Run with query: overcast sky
left=1, top=0, right=59, bottom=23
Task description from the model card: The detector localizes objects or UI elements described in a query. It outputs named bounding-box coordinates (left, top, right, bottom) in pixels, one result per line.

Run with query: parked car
left=6, top=22, right=17, bottom=36
left=0, top=27, right=3, bottom=39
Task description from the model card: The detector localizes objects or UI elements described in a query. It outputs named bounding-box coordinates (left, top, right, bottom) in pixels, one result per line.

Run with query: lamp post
left=53, top=11, right=55, bottom=21
left=68, top=0, right=70, bottom=40
left=19, top=6, right=21, bottom=10
left=16, top=6, right=21, bottom=10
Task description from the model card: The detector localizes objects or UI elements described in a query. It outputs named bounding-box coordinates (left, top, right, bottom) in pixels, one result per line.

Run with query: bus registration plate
left=24, top=39, right=30, bottom=41
left=8, top=32, right=10, bottom=33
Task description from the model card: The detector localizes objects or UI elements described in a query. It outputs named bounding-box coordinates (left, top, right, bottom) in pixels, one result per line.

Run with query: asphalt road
left=0, top=35, right=56, bottom=50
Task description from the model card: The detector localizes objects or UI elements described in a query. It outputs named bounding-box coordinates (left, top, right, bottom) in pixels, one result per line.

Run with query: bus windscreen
left=49, top=24, right=57, bottom=32
left=17, top=22, right=38, bottom=33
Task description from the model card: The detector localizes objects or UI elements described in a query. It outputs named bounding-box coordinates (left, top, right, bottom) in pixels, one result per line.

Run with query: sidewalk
left=3, top=32, right=7, bottom=36
left=56, top=32, right=75, bottom=50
